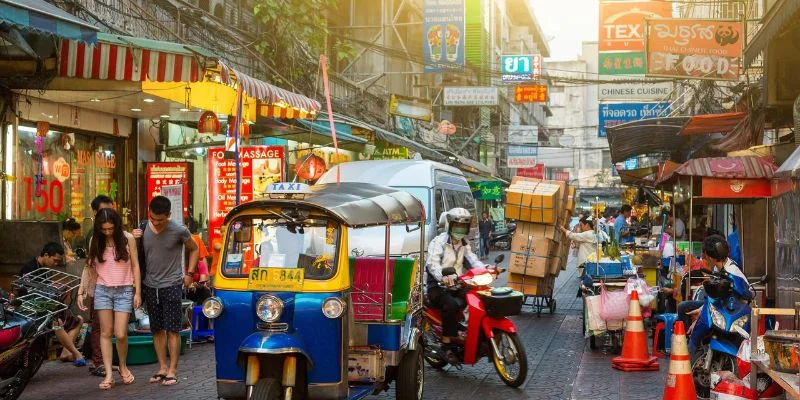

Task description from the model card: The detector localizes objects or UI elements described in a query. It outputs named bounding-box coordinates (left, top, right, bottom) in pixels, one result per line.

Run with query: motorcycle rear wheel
left=491, top=330, right=527, bottom=388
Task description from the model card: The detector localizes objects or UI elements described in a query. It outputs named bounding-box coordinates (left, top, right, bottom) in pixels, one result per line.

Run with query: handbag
left=599, top=282, right=630, bottom=321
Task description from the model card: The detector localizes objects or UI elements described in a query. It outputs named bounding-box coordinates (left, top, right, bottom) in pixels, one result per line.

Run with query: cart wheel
left=549, top=299, right=556, bottom=314
left=251, top=378, right=280, bottom=400
left=589, top=335, right=597, bottom=350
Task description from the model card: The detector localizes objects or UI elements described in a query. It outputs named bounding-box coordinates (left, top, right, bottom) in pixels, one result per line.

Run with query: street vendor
left=560, top=217, right=605, bottom=273
left=614, top=205, right=634, bottom=244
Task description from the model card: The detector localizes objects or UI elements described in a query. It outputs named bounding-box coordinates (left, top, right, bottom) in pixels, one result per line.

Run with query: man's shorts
left=94, top=284, right=134, bottom=313
left=143, top=284, right=184, bottom=333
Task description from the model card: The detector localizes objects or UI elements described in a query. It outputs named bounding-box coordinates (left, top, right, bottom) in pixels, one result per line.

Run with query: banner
left=443, top=87, right=499, bottom=106
left=423, top=0, right=464, bottom=73
left=507, top=125, right=538, bottom=144
left=598, top=102, right=671, bottom=137
left=208, top=146, right=284, bottom=245
left=517, top=164, right=545, bottom=179
left=507, top=145, right=537, bottom=168
left=646, top=19, right=743, bottom=80
left=146, top=162, right=191, bottom=218
left=469, top=181, right=502, bottom=200
left=599, top=75, right=673, bottom=100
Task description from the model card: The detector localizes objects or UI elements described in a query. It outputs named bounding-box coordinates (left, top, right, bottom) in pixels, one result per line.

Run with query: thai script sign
left=423, top=0, right=465, bottom=73
left=501, top=55, right=542, bottom=82
left=443, top=87, right=499, bottom=106
left=514, top=85, right=548, bottom=103
left=507, top=145, right=538, bottom=168
left=598, top=102, right=671, bottom=137
left=646, top=19, right=743, bottom=80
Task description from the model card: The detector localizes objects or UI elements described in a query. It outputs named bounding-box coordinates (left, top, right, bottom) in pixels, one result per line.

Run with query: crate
left=479, top=291, right=524, bottom=318
left=112, top=330, right=190, bottom=365
left=584, top=255, right=633, bottom=278
left=508, top=274, right=554, bottom=296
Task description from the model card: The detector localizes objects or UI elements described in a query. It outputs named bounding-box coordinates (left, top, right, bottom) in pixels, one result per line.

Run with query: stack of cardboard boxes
left=505, top=177, right=576, bottom=296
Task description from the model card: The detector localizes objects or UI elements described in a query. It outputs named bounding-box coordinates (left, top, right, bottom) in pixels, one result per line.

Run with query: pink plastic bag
left=599, top=282, right=630, bottom=321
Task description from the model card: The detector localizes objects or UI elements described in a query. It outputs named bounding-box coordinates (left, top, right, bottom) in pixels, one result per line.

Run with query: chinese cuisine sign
left=423, top=0, right=464, bottom=73
left=646, top=19, right=743, bottom=80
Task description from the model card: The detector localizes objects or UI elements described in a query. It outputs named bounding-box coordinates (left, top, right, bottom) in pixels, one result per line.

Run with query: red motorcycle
left=422, top=255, right=528, bottom=387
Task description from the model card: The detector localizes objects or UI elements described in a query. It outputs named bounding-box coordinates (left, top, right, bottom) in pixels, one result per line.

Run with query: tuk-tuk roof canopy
left=225, top=183, right=426, bottom=228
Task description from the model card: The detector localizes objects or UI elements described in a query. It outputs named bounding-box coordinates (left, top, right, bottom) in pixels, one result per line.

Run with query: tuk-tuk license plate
left=248, top=268, right=304, bottom=291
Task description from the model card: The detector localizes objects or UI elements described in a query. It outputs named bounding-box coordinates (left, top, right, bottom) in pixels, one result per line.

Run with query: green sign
left=469, top=181, right=502, bottom=201
left=599, top=52, right=646, bottom=75
left=372, top=145, right=409, bottom=160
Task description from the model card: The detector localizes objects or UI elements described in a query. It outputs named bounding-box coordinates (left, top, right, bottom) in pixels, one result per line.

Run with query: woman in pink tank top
left=81, top=208, right=141, bottom=390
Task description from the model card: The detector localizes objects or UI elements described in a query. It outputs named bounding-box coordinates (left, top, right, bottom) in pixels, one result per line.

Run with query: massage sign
left=645, top=19, right=743, bottom=80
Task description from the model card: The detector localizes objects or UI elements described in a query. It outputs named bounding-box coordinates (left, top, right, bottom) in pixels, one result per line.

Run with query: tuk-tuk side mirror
left=441, top=267, right=457, bottom=276
left=494, top=254, right=505, bottom=264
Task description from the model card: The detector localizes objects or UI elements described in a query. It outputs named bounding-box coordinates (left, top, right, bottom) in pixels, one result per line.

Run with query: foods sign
left=423, top=0, right=464, bottom=73
left=646, top=19, right=743, bottom=80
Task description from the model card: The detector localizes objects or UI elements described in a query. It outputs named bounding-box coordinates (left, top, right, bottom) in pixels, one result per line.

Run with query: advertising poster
left=423, top=0, right=464, bottom=73
left=208, top=146, right=284, bottom=245
left=146, top=162, right=191, bottom=218
left=160, top=185, right=184, bottom=223
left=646, top=19, right=743, bottom=80
left=598, top=102, right=671, bottom=137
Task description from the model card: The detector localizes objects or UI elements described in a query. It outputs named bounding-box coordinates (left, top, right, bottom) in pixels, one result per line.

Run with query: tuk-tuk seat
left=349, top=257, right=417, bottom=321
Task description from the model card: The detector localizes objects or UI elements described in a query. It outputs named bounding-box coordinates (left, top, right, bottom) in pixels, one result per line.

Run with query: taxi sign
left=265, top=182, right=313, bottom=198
left=247, top=267, right=304, bottom=291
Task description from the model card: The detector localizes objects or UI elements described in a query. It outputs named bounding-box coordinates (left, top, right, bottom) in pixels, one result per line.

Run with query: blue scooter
left=688, top=270, right=765, bottom=398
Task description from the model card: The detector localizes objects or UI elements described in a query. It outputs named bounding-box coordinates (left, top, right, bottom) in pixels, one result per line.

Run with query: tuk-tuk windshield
left=221, top=216, right=340, bottom=280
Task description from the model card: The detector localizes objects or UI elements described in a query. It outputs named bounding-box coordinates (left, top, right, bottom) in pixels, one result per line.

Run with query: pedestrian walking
left=78, top=208, right=141, bottom=390
left=478, top=211, right=494, bottom=259
left=135, top=196, right=199, bottom=386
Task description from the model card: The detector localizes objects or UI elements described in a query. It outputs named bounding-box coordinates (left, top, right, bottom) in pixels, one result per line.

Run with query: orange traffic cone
left=662, top=321, right=697, bottom=400
left=611, top=290, right=660, bottom=371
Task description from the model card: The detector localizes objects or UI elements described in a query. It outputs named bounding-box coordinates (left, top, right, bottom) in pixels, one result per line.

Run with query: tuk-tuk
left=204, top=182, right=426, bottom=400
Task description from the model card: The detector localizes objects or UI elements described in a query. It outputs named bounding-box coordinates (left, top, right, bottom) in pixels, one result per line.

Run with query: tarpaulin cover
left=681, top=112, right=747, bottom=136
left=657, top=157, right=776, bottom=184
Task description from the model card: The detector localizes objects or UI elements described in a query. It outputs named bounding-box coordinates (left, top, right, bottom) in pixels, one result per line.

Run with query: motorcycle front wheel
left=422, top=320, right=447, bottom=369
left=691, top=345, right=738, bottom=399
left=491, top=330, right=528, bottom=388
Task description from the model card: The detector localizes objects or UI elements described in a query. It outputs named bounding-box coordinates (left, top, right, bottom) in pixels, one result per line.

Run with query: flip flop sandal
left=119, top=370, right=135, bottom=385
left=73, top=358, right=87, bottom=367
left=98, top=380, right=115, bottom=390
left=161, top=376, right=178, bottom=386
left=149, top=374, right=167, bottom=383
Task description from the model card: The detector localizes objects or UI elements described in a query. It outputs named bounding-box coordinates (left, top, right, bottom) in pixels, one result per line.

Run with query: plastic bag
left=599, top=282, right=630, bottom=321
left=625, top=277, right=655, bottom=308
left=585, top=294, right=606, bottom=335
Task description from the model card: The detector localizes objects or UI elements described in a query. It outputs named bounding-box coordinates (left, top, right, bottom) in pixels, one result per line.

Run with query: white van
left=316, top=160, right=477, bottom=257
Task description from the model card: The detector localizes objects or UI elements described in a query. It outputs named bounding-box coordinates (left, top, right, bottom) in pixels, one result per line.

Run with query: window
left=434, top=189, right=444, bottom=223
left=221, top=216, right=340, bottom=280
left=550, top=86, right=565, bottom=93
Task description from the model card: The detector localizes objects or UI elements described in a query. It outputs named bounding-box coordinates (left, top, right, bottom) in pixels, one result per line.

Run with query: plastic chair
left=653, top=313, right=679, bottom=358
left=190, top=305, right=214, bottom=347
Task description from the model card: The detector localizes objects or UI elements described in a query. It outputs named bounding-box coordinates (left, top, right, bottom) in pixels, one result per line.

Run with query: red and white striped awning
left=218, top=61, right=320, bottom=113
left=258, top=104, right=314, bottom=119
left=58, top=39, right=203, bottom=82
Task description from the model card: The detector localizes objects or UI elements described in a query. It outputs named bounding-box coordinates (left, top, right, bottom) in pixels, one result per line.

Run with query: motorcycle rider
left=426, top=208, right=485, bottom=344
left=676, top=234, right=753, bottom=331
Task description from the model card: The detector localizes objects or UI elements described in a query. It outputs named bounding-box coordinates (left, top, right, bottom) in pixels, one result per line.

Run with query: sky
left=531, top=0, right=599, bottom=61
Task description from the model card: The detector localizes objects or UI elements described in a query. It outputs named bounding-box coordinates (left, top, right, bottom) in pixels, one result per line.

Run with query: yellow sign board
left=248, top=268, right=305, bottom=292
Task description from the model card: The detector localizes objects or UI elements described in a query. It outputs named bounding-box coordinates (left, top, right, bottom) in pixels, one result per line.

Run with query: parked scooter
left=689, top=270, right=767, bottom=398
left=490, top=220, right=516, bottom=251
left=422, top=255, right=528, bottom=387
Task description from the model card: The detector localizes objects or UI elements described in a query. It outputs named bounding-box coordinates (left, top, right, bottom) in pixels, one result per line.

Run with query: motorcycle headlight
left=710, top=304, right=727, bottom=330
left=730, top=315, right=749, bottom=333
left=472, top=273, right=494, bottom=286
left=256, top=295, right=284, bottom=322
left=322, top=297, right=345, bottom=319
left=202, top=297, right=224, bottom=319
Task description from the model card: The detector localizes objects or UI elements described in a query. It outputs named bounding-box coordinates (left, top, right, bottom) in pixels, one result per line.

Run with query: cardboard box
left=505, top=180, right=562, bottom=224
left=509, top=238, right=557, bottom=277
left=565, top=186, right=576, bottom=211
left=508, top=274, right=555, bottom=296
left=512, top=222, right=560, bottom=252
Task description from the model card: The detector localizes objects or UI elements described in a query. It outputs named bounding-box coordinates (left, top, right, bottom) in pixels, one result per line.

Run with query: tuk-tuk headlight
left=202, top=297, right=224, bottom=319
left=256, top=295, right=284, bottom=322
left=322, top=297, right=345, bottom=319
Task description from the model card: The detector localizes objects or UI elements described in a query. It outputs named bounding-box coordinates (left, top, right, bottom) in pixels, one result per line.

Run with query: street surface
left=21, top=251, right=667, bottom=400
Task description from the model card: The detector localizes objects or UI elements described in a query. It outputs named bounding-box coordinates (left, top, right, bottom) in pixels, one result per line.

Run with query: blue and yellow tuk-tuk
left=204, top=182, right=426, bottom=400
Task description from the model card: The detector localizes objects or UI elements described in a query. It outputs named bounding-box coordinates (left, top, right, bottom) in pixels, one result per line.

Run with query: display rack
left=14, top=268, right=81, bottom=298
left=9, top=292, right=68, bottom=324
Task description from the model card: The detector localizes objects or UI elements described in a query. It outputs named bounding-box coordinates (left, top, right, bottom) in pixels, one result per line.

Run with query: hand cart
left=514, top=235, right=556, bottom=316
left=581, top=277, right=627, bottom=354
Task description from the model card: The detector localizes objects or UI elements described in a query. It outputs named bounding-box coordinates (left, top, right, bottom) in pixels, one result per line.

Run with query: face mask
left=451, top=226, right=469, bottom=240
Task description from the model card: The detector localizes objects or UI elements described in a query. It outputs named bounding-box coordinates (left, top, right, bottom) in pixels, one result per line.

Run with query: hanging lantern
left=197, top=111, right=220, bottom=134
left=295, top=154, right=327, bottom=181
left=228, top=116, right=250, bottom=141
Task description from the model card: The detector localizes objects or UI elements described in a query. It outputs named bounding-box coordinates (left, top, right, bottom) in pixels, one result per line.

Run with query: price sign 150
left=23, top=177, right=63, bottom=214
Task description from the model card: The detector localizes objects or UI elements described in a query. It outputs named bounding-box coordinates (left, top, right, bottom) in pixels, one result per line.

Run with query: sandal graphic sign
left=423, top=0, right=464, bottom=73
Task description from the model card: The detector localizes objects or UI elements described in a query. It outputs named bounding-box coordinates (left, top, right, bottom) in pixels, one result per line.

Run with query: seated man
left=19, top=242, right=86, bottom=366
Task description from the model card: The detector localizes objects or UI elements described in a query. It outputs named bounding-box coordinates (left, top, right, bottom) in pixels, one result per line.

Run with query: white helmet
left=444, top=208, right=472, bottom=240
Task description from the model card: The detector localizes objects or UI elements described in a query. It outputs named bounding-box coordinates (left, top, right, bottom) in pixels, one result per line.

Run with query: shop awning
left=0, top=0, right=98, bottom=43
left=372, top=125, right=447, bottom=162
left=657, top=156, right=777, bottom=185
left=218, top=62, right=320, bottom=113
left=745, top=0, right=800, bottom=66
left=607, top=112, right=748, bottom=163
left=618, top=165, right=660, bottom=186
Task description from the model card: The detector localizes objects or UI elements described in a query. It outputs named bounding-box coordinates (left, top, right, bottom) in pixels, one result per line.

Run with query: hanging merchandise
left=198, top=111, right=220, bottom=134
left=295, top=154, right=327, bottom=181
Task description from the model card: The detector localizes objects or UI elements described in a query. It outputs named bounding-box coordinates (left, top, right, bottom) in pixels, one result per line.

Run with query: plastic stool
left=653, top=321, right=666, bottom=358
left=191, top=305, right=214, bottom=345
left=654, top=313, right=679, bottom=357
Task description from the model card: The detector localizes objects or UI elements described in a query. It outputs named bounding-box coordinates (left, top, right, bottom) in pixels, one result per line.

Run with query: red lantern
left=295, top=154, right=327, bottom=181
left=197, top=111, right=220, bottom=134
left=228, top=116, right=250, bottom=141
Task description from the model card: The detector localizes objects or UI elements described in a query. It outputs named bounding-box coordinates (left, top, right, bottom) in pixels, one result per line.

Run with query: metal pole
left=749, top=307, right=758, bottom=390
left=740, top=203, right=746, bottom=273
left=687, top=177, right=693, bottom=302
left=384, top=222, right=391, bottom=321
left=765, top=200, right=769, bottom=278
left=596, top=196, right=601, bottom=265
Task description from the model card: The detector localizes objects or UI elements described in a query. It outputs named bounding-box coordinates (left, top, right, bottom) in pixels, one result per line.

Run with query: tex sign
left=599, top=1, right=673, bottom=52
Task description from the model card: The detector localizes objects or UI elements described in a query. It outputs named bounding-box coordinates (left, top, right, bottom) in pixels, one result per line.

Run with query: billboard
left=507, top=145, right=538, bottom=168
left=646, top=19, right=743, bottom=80
left=500, top=55, right=543, bottom=82
left=598, top=102, right=671, bottom=137
left=599, top=1, right=673, bottom=76
left=443, top=87, right=499, bottom=106
left=423, top=0, right=464, bottom=73
left=599, top=75, right=673, bottom=100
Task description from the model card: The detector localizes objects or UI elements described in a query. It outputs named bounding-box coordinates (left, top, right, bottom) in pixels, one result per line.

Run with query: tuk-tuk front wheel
left=395, top=347, right=424, bottom=400
left=251, top=378, right=280, bottom=400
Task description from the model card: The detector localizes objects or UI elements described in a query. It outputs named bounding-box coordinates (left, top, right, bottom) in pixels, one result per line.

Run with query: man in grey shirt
left=134, top=196, right=199, bottom=386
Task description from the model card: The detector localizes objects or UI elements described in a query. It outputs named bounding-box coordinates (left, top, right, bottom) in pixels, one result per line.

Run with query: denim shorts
left=94, top=284, right=134, bottom=313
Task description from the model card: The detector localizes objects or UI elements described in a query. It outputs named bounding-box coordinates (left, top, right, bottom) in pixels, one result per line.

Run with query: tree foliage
left=253, top=0, right=353, bottom=95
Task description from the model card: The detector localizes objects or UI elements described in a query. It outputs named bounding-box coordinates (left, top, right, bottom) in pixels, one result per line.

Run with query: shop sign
left=507, top=125, right=538, bottom=144
left=514, top=85, right=547, bottom=103
left=554, top=171, right=570, bottom=182
left=624, top=157, right=639, bottom=170
left=645, top=19, right=743, bottom=81
left=423, top=0, right=465, bottom=73
left=599, top=1, right=673, bottom=52
left=147, top=162, right=191, bottom=219
left=389, top=94, right=433, bottom=121
left=517, top=164, right=545, bottom=179
left=507, top=145, right=537, bottom=168
left=373, top=145, right=409, bottom=160
left=160, top=185, right=184, bottom=223
left=53, top=157, right=70, bottom=182
left=469, top=181, right=503, bottom=201
left=443, top=87, right=499, bottom=106
left=500, top=55, right=542, bottom=82
left=599, top=52, right=646, bottom=75
left=598, top=102, right=670, bottom=137
left=208, top=146, right=284, bottom=245
left=598, top=75, right=673, bottom=100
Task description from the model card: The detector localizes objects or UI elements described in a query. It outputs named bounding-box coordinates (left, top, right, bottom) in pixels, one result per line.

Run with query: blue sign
left=423, top=0, right=464, bottom=73
left=501, top=55, right=542, bottom=82
left=598, top=102, right=671, bottom=138
left=624, top=157, right=638, bottom=170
